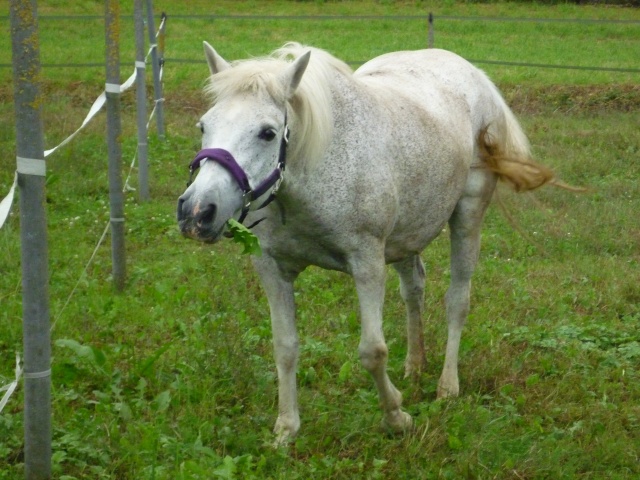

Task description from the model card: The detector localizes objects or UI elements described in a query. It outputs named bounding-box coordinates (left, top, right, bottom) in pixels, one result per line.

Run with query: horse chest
left=261, top=224, right=351, bottom=273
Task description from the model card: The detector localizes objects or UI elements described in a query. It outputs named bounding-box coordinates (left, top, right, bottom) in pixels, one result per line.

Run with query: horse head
left=177, top=42, right=310, bottom=242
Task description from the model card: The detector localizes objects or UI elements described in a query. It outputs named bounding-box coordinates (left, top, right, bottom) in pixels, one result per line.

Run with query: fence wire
left=0, top=14, right=636, bottom=24
left=0, top=13, right=637, bottom=74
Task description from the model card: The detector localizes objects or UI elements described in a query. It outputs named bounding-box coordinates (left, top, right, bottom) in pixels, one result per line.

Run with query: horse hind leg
left=438, top=167, right=497, bottom=398
left=392, top=255, right=427, bottom=378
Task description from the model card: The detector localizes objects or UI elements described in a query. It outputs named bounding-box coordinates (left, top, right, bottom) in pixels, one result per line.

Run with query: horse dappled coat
left=178, top=42, right=561, bottom=444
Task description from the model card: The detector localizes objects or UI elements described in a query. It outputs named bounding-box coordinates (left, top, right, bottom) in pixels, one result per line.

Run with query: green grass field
left=1, top=1, right=639, bottom=478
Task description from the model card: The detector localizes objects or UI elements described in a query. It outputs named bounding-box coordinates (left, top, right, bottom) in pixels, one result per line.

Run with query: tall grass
left=1, top=1, right=639, bottom=479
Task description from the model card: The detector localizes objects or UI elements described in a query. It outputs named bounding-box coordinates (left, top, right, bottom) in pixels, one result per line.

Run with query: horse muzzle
left=177, top=196, right=226, bottom=243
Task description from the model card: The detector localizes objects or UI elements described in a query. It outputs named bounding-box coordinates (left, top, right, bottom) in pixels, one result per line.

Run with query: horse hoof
left=272, top=427, right=297, bottom=448
left=404, top=353, right=427, bottom=379
left=436, top=381, right=459, bottom=399
left=272, top=432, right=293, bottom=448
left=272, top=416, right=299, bottom=447
left=382, top=409, right=413, bottom=434
left=404, top=362, right=424, bottom=380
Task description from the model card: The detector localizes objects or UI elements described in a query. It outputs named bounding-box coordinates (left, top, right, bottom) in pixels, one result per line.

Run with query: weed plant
left=1, top=1, right=639, bottom=479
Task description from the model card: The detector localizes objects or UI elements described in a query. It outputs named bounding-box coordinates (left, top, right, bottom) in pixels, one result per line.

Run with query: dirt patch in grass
left=1, top=83, right=638, bottom=120
left=171, top=83, right=640, bottom=117
left=165, top=83, right=640, bottom=117
left=502, top=84, right=640, bottom=115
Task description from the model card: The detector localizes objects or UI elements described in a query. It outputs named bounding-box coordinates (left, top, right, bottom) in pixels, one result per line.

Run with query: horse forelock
left=204, top=43, right=352, bottom=171
left=204, top=59, right=288, bottom=107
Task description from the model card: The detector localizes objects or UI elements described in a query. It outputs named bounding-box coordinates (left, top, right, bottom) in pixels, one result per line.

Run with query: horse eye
left=197, top=122, right=204, bottom=134
left=259, top=129, right=276, bottom=141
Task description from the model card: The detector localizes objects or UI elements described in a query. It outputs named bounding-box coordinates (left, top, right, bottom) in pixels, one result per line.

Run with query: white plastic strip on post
left=105, top=82, right=121, bottom=94
left=23, top=369, right=51, bottom=379
left=17, top=157, right=46, bottom=176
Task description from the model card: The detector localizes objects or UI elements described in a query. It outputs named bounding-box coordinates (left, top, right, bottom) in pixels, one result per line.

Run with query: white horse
left=177, top=42, right=560, bottom=444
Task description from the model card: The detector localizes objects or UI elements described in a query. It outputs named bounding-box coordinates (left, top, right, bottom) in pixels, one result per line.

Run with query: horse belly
left=380, top=102, right=472, bottom=262
left=384, top=154, right=469, bottom=264
left=384, top=203, right=457, bottom=264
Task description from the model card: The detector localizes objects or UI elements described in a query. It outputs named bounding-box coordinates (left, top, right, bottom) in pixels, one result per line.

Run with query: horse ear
left=281, top=51, right=311, bottom=99
left=203, top=41, right=231, bottom=75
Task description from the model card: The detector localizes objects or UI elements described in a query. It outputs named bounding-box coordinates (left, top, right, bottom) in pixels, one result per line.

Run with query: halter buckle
left=272, top=164, right=285, bottom=195
left=242, top=190, right=252, bottom=209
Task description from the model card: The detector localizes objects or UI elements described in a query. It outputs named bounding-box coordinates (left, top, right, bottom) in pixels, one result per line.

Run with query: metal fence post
left=145, top=0, right=166, bottom=139
left=428, top=13, right=434, bottom=48
left=9, top=0, right=52, bottom=478
left=105, top=0, right=127, bottom=291
left=134, top=0, right=149, bottom=202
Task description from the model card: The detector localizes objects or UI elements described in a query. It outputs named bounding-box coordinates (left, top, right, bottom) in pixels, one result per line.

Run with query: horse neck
left=280, top=72, right=378, bottom=211
left=287, top=69, right=364, bottom=177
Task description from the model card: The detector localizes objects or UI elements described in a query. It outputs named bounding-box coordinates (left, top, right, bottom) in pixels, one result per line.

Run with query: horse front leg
left=252, top=255, right=300, bottom=445
left=351, top=254, right=413, bottom=433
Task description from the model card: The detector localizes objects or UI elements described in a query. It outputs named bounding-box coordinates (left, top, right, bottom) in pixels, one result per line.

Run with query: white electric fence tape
left=0, top=35, right=165, bottom=228
left=0, top=172, right=17, bottom=230
left=0, top=354, right=22, bottom=414
left=157, top=15, right=166, bottom=37
left=0, top=63, right=141, bottom=230
left=44, top=68, right=137, bottom=158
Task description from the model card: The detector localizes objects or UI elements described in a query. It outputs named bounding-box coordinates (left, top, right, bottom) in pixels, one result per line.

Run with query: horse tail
left=478, top=93, right=557, bottom=192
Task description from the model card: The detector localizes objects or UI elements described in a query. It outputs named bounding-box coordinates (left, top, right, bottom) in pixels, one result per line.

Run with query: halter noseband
left=187, top=118, right=289, bottom=227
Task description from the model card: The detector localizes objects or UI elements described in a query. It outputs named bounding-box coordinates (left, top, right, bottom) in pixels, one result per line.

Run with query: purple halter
left=188, top=121, right=289, bottom=226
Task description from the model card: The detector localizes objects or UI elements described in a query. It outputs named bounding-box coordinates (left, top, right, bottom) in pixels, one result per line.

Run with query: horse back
left=355, top=49, right=501, bottom=142
left=346, top=50, right=494, bottom=257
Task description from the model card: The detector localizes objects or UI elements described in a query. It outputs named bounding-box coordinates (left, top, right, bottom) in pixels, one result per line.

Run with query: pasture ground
left=1, top=1, right=639, bottom=478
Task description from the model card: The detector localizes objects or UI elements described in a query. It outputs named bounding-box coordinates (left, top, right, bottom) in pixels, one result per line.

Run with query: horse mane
left=204, top=42, right=353, bottom=170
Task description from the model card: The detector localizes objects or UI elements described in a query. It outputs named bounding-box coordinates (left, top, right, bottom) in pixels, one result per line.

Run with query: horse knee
left=399, top=283, right=424, bottom=306
left=274, top=339, right=299, bottom=372
left=396, top=257, right=426, bottom=302
left=359, top=342, right=388, bottom=373
left=445, top=283, right=470, bottom=319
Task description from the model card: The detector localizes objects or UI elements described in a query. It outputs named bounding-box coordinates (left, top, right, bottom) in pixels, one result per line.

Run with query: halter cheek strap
left=187, top=120, right=289, bottom=226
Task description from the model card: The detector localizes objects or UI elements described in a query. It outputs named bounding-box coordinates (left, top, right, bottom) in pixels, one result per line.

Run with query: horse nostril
left=177, top=197, right=187, bottom=221
left=196, top=203, right=217, bottom=226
